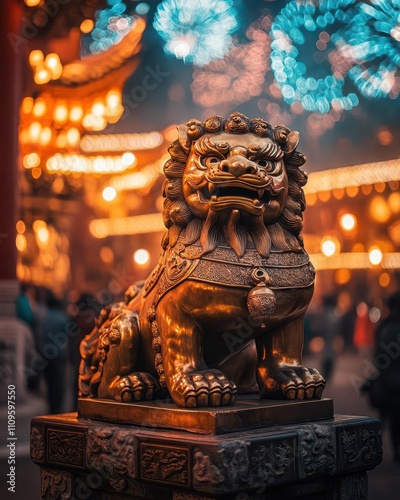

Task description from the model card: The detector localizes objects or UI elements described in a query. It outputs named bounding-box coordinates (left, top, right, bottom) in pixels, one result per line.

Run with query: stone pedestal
left=31, top=398, right=382, bottom=499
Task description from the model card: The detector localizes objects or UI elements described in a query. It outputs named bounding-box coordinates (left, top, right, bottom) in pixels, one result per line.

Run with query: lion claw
left=258, top=365, right=325, bottom=400
left=171, top=369, right=237, bottom=407
left=110, top=372, right=158, bottom=402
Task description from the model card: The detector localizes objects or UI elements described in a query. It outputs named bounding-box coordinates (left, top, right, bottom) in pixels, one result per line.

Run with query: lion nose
left=220, top=156, right=258, bottom=177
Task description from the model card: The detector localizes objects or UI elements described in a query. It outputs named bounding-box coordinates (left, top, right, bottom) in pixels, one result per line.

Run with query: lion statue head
left=162, top=112, right=307, bottom=258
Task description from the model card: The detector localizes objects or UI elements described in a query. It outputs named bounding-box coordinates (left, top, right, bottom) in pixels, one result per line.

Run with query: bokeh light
left=133, top=248, right=150, bottom=265
left=333, top=0, right=400, bottom=99
left=83, top=0, right=135, bottom=55
left=270, top=0, right=359, bottom=113
left=192, top=15, right=270, bottom=107
left=339, top=213, right=356, bottom=231
left=368, top=246, right=383, bottom=266
left=321, top=235, right=341, bottom=256
left=102, top=186, right=117, bottom=202
left=154, top=0, right=238, bottom=66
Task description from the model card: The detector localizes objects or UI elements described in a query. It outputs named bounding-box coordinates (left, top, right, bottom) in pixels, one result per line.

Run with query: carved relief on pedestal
left=339, top=423, right=382, bottom=471
left=31, top=426, right=44, bottom=463
left=41, top=468, right=72, bottom=500
left=193, top=438, right=294, bottom=494
left=297, top=425, right=336, bottom=479
left=86, top=426, right=136, bottom=493
left=140, top=443, right=189, bottom=485
left=47, top=429, right=85, bottom=467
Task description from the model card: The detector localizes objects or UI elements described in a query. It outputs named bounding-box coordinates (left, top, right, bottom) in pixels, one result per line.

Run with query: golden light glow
left=32, top=98, right=47, bottom=117
left=66, top=128, right=81, bottom=146
left=25, top=0, right=41, bottom=6
left=100, top=246, right=114, bottom=264
left=23, top=152, right=41, bottom=169
left=102, top=186, right=117, bottom=202
left=121, top=152, right=136, bottom=166
left=92, top=101, right=106, bottom=117
left=80, top=19, right=94, bottom=33
left=305, top=159, right=400, bottom=194
left=29, top=122, right=42, bottom=142
left=369, top=196, right=391, bottom=223
left=37, top=226, right=50, bottom=244
left=339, top=213, right=356, bottom=232
left=33, top=220, right=46, bottom=232
left=16, top=234, right=27, bottom=252
left=320, top=236, right=340, bottom=257
left=110, top=155, right=167, bottom=191
left=46, top=154, right=131, bottom=174
left=70, top=105, right=84, bottom=122
left=335, top=268, right=351, bottom=285
left=34, top=67, right=51, bottom=85
left=39, top=127, right=52, bottom=146
left=80, top=131, right=164, bottom=153
left=89, top=213, right=164, bottom=238
left=31, top=167, right=42, bottom=179
left=44, top=53, right=62, bottom=79
left=310, top=252, right=400, bottom=270
left=53, top=102, right=68, bottom=123
left=105, top=90, right=121, bottom=109
left=16, top=221, right=26, bottom=234
left=368, top=247, right=383, bottom=266
left=379, top=272, right=391, bottom=287
left=29, top=50, right=43, bottom=67
left=21, top=97, right=34, bottom=114
left=133, top=249, right=150, bottom=265
left=388, top=192, right=400, bottom=213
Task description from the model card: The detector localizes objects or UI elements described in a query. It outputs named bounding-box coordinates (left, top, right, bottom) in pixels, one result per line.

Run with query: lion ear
left=284, top=130, right=300, bottom=158
left=177, top=125, right=191, bottom=154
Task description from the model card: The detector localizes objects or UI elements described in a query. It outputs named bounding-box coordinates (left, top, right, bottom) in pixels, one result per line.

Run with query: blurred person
left=40, top=290, right=69, bottom=414
left=16, top=282, right=35, bottom=329
left=337, top=291, right=357, bottom=354
left=353, top=301, right=375, bottom=358
left=69, top=292, right=98, bottom=410
left=320, top=294, right=340, bottom=383
left=364, top=292, right=400, bottom=462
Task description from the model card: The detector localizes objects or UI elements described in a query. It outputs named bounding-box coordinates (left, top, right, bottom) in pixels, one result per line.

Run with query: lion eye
left=256, top=159, right=281, bottom=174
left=201, top=156, right=221, bottom=168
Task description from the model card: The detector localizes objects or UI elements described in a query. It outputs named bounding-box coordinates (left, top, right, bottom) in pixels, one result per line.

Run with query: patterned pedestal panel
left=31, top=413, right=381, bottom=500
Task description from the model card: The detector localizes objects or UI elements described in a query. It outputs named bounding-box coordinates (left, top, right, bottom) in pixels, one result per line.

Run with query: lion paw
left=171, top=369, right=237, bottom=408
left=258, top=365, right=325, bottom=400
left=110, top=372, right=158, bottom=402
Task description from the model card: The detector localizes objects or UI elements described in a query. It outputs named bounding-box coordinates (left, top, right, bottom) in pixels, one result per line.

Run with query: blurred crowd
left=16, top=283, right=101, bottom=414
left=305, top=290, right=400, bottom=462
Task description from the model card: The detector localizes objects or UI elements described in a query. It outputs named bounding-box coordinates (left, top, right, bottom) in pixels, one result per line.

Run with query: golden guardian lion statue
left=79, top=113, right=325, bottom=408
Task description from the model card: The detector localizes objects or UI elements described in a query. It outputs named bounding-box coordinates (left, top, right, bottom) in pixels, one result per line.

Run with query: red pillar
left=0, top=0, right=22, bottom=281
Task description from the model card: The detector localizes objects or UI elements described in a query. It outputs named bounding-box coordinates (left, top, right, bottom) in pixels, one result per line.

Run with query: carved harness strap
left=143, top=236, right=315, bottom=313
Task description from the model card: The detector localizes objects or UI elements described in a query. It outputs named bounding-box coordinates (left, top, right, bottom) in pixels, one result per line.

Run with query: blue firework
left=332, top=0, right=400, bottom=98
left=270, top=0, right=359, bottom=113
left=153, top=0, right=238, bottom=67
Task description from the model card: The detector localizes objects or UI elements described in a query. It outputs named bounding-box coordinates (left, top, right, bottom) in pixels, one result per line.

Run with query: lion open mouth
left=198, top=183, right=271, bottom=214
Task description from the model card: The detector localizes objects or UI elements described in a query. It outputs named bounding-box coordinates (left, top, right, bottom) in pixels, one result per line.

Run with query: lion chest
left=142, top=241, right=315, bottom=316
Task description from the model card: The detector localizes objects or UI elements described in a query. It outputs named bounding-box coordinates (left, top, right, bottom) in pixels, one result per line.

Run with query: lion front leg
left=256, top=315, right=325, bottom=400
left=156, top=302, right=237, bottom=408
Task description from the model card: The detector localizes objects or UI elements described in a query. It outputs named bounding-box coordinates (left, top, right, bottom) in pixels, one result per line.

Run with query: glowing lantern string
left=270, top=0, right=359, bottom=113
left=153, top=0, right=238, bottom=67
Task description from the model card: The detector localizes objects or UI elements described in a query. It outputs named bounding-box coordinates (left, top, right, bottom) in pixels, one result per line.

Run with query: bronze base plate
left=78, top=395, right=334, bottom=435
